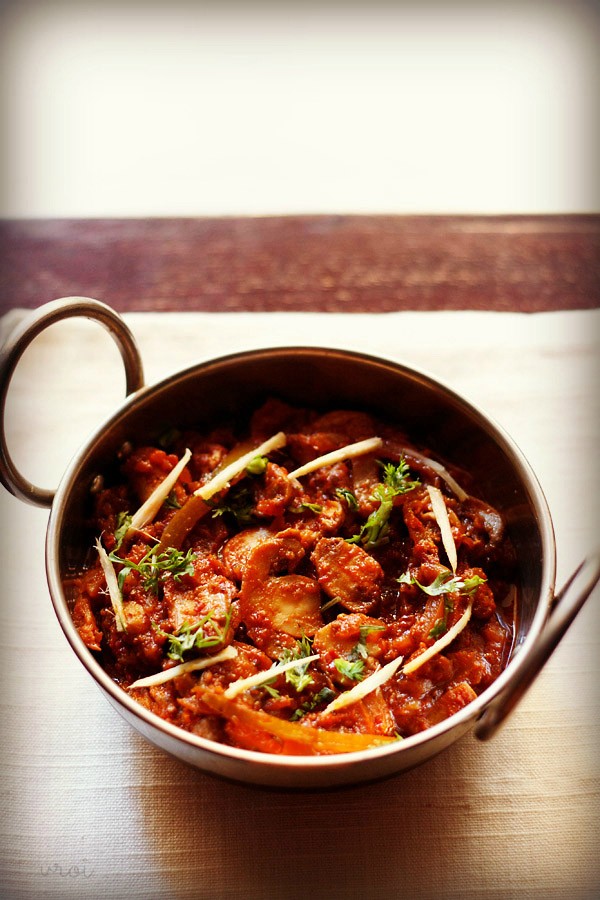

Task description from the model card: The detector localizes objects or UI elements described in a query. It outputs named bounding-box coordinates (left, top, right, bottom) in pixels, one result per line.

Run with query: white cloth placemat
left=1, top=309, right=599, bottom=900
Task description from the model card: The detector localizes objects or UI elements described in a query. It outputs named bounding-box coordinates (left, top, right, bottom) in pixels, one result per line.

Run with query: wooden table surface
left=1, top=214, right=598, bottom=315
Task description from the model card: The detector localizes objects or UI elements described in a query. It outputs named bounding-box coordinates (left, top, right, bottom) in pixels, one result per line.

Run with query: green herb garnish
left=291, top=687, right=336, bottom=720
left=398, top=569, right=486, bottom=638
left=153, top=608, right=232, bottom=661
left=379, top=458, right=420, bottom=496
left=346, top=501, right=390, bottom=549
left=398, top=569, right=486, bottom=598
left=278, top=636, right=316, bottom=692
left=113, top=512, right=132, bottom=550
left=355, top=623, right=386, bottom=658
left=211, top=484, right=254, bottom=526
left=320, top=595, right=342, bottom=614
left=334, top=657, right=365, bottom=682
left=333, top=623, right=385, bottom=682
left=164, top=490, right=182, bottom=510
left=429, top=609, right=452, bottom=639
left=347, top=456, right=419, bottom=549
left=296, top=501, right=323, bottom=514
left=335, top=488, right=358, bottom=510
left=109, top=546, right=196, bottom=594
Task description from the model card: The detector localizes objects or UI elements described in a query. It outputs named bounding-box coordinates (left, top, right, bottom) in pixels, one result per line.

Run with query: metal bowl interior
left=46, top=347, right=556, bottom=788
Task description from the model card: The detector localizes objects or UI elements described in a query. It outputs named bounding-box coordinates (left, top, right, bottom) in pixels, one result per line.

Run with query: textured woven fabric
left=1, top=309, right=598, bottom=900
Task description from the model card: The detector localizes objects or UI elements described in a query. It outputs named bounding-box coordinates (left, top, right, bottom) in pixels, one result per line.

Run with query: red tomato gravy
left=66, top=399, right=517, bottom=756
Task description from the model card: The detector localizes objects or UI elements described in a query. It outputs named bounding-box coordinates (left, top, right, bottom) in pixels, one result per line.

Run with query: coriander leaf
left=153, top=608, right=232, bottom=661
left=320, top=595, right=342, bottom=613
left=462, top=574, right=488, bottom=594
left=429, top=618, right=449, bottom=639
left=380, top=457, right=420, bottom=496
left=414, top=570, right=460, bottom=596
left=164, top=491, right=182, bottom=510
left=279, top=636, right=316, bottom=692
left=334, top=657, right=365, bottom=681
left=332, top=624, right=384, bottom=687
left=398, top=568, right=486, bottom=640
left=336, top=488, right=358, bottom=510
left=398, top=569, right=486, bottom=598
left=428, top=596, right=454, bottom=638
left=355, top=623, right=386, bottom=659
left=109, top=546, right=196, bottom=594
left=211, top=484, right=254, bottom=526
left=291, top=687, right=336, bottom=720
left=113, top=512, right=132, bottom=550
left=295, top=501, right=323, bottom=514
left=346, top=456, right=419, bottom=549
left=261, top=683, right=281, bottom=698
left=286, top=668, right=313, bottom=693
left=346, top=496, right=393, bottom=549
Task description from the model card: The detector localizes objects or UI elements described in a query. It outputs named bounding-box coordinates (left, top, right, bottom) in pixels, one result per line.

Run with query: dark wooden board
left=1, top=214, right=598, bottom=314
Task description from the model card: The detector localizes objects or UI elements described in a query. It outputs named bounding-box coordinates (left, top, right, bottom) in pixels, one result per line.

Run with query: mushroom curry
left=66, top=399, right=517, bottom=756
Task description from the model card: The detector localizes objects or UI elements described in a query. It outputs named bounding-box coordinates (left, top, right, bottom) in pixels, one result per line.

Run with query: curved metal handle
left=475, top=550, right=600, bottom=740
left=0, top=297, right=144, bottom=508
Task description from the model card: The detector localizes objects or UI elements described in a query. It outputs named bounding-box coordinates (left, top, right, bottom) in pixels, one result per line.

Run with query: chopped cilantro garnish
left=296, top=501, right=323, bottom=514
left=153, top=608, right=232, bottom=661
left=398, top=569, right=486, bottom=639
left=355, top=623, right=385, bottom=658
left=346, top=456, right=419, bottom=548
left=320, top=595, right=342, bottom=614
left=379, top=458, right=420, bottom=496
left=398, top=569, right=486, bottom=597
left=428, top=595, right=455, bottom=638
left=211, top=484, right=255, bottom=526
left=335, top=488, right=358, bottom=510
left=109, top=545, right=196, bottom=594
left=164, top=490, right=182, bottom=510
left=113, top=512, right=132, bottom=550
left=346, top=497, right=392, bottom=549
left=278, top=636, right=316, bottom=692
left=291, top=687, right=336, bottom=720
left=333, top=624, right=385, bottom=682
left=334, top=657, right=365, bottom=681
left=429, top=616, right=450, bottom=639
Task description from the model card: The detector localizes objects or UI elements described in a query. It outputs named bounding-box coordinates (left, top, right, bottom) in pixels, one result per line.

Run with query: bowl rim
left=45, top=344, right=557, bottom=774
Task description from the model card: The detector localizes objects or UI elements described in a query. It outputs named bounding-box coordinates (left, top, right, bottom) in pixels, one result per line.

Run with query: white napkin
left=1, top=309, right=598, bottom=900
